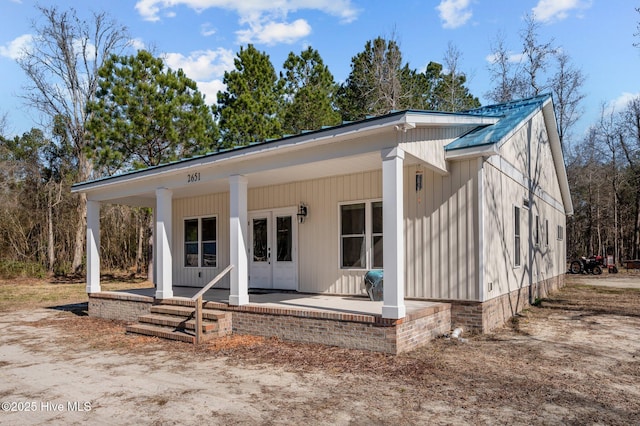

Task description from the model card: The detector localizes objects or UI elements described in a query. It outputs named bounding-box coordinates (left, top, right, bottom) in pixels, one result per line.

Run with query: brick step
left=138, top=313, right=218, bottom=332
left=150, top=304, right=228, bottom=321
left=127, top=304, right=233, bottom=344
left=126, top=323, right=197, bottom=343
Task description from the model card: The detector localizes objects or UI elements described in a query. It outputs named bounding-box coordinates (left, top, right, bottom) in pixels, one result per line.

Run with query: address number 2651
left=187, top=172, right=201, bottom=183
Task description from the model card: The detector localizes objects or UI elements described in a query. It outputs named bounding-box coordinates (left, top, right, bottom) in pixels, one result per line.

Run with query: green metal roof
left=445, top=93, right=552, bottom=151
left=72, top=95, right=553, bottom=190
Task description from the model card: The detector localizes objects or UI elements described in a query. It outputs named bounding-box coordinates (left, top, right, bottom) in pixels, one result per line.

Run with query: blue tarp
left=364, top=270, right=383, bottom=301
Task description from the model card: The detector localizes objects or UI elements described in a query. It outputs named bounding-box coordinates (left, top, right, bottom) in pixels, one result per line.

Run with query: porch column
left=381, top=147, right=406, bottom=319
left=86, top=200, right=101, bottom=293
left=155, top=188, right=173, bottom=299
left=229, top=175, right=249, bottom=306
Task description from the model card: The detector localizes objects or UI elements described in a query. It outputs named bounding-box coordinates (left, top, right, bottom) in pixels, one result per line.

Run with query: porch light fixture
left=297, top=203, right=308, bottom=223
left=415, top=170, right=423, bottom=192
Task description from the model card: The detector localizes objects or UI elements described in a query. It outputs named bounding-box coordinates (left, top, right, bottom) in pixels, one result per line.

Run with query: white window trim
left=338, top=199, right=382, bottom=270
left=183, top=214, right=218, bottom=268
left=514, top=205, right=521, bottom=268
left=545, top=218, right=549, bottom=247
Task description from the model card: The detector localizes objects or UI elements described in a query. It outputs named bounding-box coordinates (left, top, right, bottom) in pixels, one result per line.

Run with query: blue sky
left=1, top=0, right=639, bottom=142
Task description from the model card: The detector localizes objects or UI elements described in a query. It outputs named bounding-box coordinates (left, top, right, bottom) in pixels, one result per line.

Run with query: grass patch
left=0, top=276, right=152, bottom=312
left=0, top=260, right=47, bottom=279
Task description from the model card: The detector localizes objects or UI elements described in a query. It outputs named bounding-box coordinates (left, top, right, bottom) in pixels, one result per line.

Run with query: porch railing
left=190, top=264, right=234, bottom=344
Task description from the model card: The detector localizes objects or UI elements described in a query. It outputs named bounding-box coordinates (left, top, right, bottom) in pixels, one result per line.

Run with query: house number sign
left=187, top=172, right=201, bottom=183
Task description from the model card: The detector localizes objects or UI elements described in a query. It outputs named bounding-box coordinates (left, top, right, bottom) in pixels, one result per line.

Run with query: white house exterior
left=73, top=94, right=572, bottom=332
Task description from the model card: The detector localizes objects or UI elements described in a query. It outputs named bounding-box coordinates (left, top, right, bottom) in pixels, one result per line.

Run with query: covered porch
left=73, top=111, right=495, bottom=327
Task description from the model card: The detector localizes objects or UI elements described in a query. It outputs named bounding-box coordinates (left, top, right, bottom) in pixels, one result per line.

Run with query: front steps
left=126, top=303, right=232, bottom=344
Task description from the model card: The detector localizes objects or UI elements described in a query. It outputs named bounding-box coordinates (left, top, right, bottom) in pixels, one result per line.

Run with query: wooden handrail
left=191, top=264, right=234, bottom=301
left=191, top=264, right=234, bottom=344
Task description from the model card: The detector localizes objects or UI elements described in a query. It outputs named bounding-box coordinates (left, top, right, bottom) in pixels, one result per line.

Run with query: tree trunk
left=71, top=191, right=87, bottom=274
left=47, top=186, right=55, bottom=274
left=147, top=210, right=154, bottom=283
left=634, top=189, right=640, bottom=259
left=136, top=213, right=144, bottom=274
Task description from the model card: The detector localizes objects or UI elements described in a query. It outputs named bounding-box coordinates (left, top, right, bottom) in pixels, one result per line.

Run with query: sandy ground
left=0, top=274, right=639, bottom=425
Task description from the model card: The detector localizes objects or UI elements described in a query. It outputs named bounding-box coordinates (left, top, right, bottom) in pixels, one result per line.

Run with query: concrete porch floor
left=113, top=286, right=440, bottom=317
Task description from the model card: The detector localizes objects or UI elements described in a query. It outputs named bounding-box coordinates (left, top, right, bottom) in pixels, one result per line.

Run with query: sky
left=1, top=0, right=639, bottom=142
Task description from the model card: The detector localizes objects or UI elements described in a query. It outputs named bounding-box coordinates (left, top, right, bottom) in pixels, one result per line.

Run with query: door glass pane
left=342, top=237, right=365, bottom=268
left=253, top=218, right=268, bottom=262
left=276, top=216, right=292, bottom=262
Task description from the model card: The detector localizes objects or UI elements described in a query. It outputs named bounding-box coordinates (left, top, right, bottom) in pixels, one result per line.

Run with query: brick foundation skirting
left=89, top=292, right=153, bottom=322
left=88, top=292, right=450, bottom=354
left=229, top=305, right=451, bottom=354
left=87, top=274, right=563, bottom=351
left=449, top=274, right=565, bottom=333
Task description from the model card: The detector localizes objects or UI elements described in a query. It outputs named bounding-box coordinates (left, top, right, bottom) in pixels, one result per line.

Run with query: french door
left=248, top=208, right=297, bottom=290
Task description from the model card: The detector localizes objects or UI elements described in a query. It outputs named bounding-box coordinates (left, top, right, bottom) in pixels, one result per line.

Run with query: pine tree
left=216, top=45, right=283, bottom=147
left=87, top=50, right=218, bottom=172
left=281, top=47, right=341, bottom=134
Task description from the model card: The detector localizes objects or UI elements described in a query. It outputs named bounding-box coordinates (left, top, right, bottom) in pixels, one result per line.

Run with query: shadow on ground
left=48, top=302, right=88, bottom=316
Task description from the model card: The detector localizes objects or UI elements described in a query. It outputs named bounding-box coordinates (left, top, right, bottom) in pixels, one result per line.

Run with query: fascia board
left=542, top=100, right=574, bottom=216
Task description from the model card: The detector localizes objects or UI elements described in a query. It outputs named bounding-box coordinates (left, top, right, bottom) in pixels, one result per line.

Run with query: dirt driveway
left=1, top=274, right=639, bottom=425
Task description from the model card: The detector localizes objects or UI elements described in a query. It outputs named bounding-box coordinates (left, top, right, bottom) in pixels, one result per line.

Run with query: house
left=72, top=93, right=572, bottom=353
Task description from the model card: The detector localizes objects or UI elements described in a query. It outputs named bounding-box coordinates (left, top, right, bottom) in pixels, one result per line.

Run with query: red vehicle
left=569, top=255, right=604, bottom=275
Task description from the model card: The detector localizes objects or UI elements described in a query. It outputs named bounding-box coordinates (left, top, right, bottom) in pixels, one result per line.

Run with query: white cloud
left=130, top=38, right=146, bottom=51
left=197, top=79, right=226, bottom=105
left=485, top=52, right=524, bottom=65
left=0, top=34, right=33, bottom=60
left=436, top=0, right=472, bottom=29
left=135, top=0, right=357, bottom=45
left=607, top=92, right=640, bottom=115
left=200, top=23, right=216, bottom=37
left=163, top=48, right=235, bottom=105
left=135, top=0, right=358, bottom=23
left=163, top=48, right=235, bottom=81
left=236, top=18, right=311, bottom=45
left=532, top=0, right=592, bottom=23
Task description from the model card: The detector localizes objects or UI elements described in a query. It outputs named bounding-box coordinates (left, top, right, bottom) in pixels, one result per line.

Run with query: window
left=557, top=225, right=564, bottom=241
left=514, top=206, right=521, bottom=267
left=371, top=202, right=383, bottom=268
left=545, top=219, right=549, bottom=246
left=184, top=216, right=217, bottom=267
left=535, top=215, right=540, bottom=246
left=340, top=201, right=382, bottom=269
left=341, top=203, right=365, bottom=268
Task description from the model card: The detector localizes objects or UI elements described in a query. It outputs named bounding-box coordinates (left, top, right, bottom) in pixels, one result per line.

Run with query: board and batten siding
left=172, top=192, right=230, bottom=288
left=248, top=171, right=383, bottom=295
left=405, top=161, right=479, bottom=301
left=170, top=161, right=481, bottom=300
left=481, top=111, right=567, bottom=302
left=249, top=163, right=479, bottom=299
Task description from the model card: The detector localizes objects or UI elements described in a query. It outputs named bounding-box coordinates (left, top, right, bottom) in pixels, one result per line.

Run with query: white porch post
left=229, top=175, right=249, bottom=306
left=381, top=147, right=406, bottom=319
left=155, top=188, right=173, bottom=299
left=86, top=200, right=101, bottom=293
